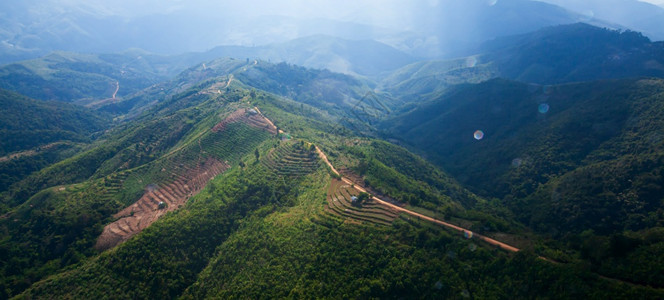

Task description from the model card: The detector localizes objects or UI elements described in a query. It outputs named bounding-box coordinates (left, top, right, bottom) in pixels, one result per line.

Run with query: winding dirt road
left=315, top=145, right=520, bottom=253
left=112, top=81, right=119, bottom=99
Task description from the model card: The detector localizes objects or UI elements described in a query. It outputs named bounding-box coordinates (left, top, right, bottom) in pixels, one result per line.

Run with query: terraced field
left=262, top=141, right=322, bottom=177
left=324, top=179, right=400, bottom=226
left=95, top=107, right=275, bottom=250
left=95, top=158, right=229, bottom=250
left=212, top=108, right=277, bottom=135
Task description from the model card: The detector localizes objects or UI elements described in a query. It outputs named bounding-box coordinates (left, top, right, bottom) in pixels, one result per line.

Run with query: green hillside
left=481, top=23, right=664, bottom=84
left=378, top=57, right=497, bottom=103
left=382, top=77, right=664, bottom=286
left=0, top=88, right=110, bottom=194
left=2, top=50, right=664, bottom=298
left=0, top=51, right=173, bottom=104
left=9, top=76, right=662, bottom=298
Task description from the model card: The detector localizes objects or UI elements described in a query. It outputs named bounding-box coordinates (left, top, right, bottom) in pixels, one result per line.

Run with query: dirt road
left=112, top=81, right=119, bottom=99
left=314, top=145, right=520, bottom=253
left=252, top=106, right=279, bottom=133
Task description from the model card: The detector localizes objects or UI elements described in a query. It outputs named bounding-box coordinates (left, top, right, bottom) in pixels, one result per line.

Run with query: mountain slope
left=378, top=57, right=497, bottom=102
left=383, top=77, right=664, bottom=227
left=205, top=35, right=416, bottom=76
left=9, top=77, right=662, bottom=299
left=0, top=51, right=171, bottom=103
left=541, top=0, right=664, bottom=41
left=481, top=23, right=664, bottom=84
left=382, top=77, right=664, bottom=285
left=0, top=62, right=491, bottom=298
left=102, top=58, right=399, bottom=135
left=0, top=88, right=110, bottom=195
left=0, top=88, right=110, bottom=155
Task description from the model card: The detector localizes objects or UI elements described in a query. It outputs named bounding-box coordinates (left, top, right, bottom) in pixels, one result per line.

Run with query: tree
left=357, top=192, right=370, bottom=204
left=254, top=149, right=260, bottom=161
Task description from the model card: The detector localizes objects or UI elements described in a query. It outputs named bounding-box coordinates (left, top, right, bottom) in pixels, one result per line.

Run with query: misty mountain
left=377, top=57, right=497, bottom=103
left=0, top=51, right=177, bottom=103
left=0, top=0, right=613, bottom=64
left=0, top=35, right=413, bottom=105
left=480, top=23, right=664, bottom=84
left=381, top=22, right=664, bottom=102
left=204, top=36, right=416, bottom=76
left=394, top=0, right=599, bottom=58
left=541, top=0, right=664, bottom=41
left=0, top=1, right=403, bottom=64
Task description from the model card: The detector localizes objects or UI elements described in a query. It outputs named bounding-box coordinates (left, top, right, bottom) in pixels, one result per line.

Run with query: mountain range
left=3, top=0, right=664, bottom=64
left=1, top=3, right=664, bottom=299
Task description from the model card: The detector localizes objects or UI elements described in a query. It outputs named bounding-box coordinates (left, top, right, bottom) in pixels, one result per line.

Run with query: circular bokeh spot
left=473, top=130, right=484, bottom=140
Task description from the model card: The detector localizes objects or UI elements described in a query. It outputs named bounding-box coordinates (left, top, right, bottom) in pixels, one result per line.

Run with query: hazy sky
left=2, top=0, right=663, bottom=58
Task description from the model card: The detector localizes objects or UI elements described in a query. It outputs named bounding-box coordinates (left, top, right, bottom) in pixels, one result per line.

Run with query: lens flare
left=473, top=130, right=484, bottom=140
left=538, top=103, right=550, bottom=114
left=465, top=56, right=478, bottom=68
left=463, top=230, right=474, bottom=239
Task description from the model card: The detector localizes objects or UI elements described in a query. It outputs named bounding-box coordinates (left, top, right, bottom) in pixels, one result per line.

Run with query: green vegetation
left=3, top=45, right=664, bottom=298
left=483, top=23, right=664, bottom=84
left=0, top=52, right=171, bottom=103
left=383, top=77, right=664, bottom=286
left=0, top=88, right=110, bottom=156
left=0, top=79, right=273, bottom=296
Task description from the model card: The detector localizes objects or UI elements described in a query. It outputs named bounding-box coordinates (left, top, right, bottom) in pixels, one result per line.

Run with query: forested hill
left=0, top=88, right=110, bottom=156
left=0, top=88, right=111, bottom=196
left=480, top=23, right=664, bottom=84
left=382, top=77, right=664, bottom=287
left=378, top=23, right=664, bottom=105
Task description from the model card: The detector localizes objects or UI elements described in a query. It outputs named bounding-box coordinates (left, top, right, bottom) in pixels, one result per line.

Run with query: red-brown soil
left=212, top=108, right=277, bottom=134
left=95, top=158, right=229, bottom=250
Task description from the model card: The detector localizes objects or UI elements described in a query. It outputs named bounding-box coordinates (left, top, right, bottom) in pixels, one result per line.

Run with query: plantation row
left=95, top=109, right=276, bottom=250
left=325, top=179, right=399, bottom=226
left=262, top=141, right=322, bottom=177
left=211, top=108, right=277, bottom=135
left=200, top=122, right=272, bottom=164
left=95, top=158, right=229, bottom=250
